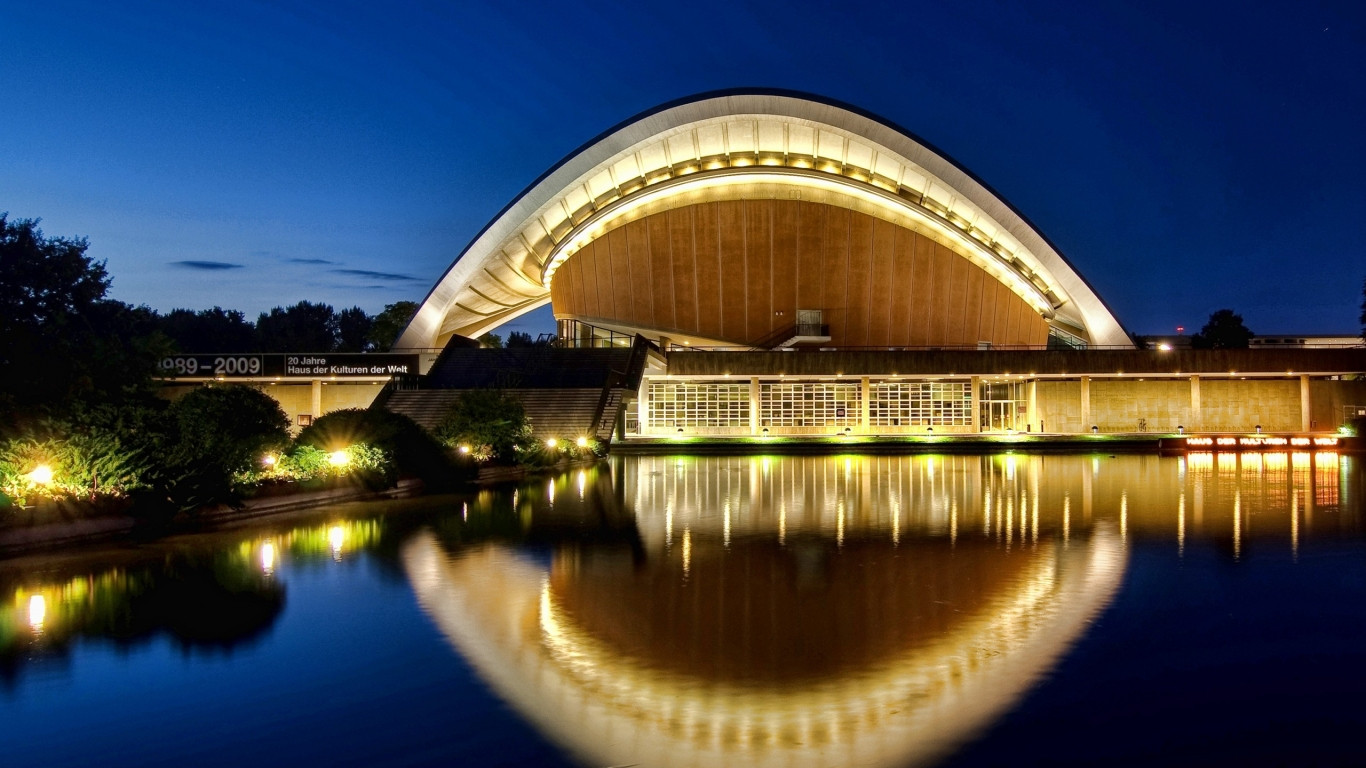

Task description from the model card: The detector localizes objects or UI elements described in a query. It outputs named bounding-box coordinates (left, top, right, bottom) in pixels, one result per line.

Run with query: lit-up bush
left=434, top=390, right=532, bottom=466
left=295, top=408, right=465, bottom=488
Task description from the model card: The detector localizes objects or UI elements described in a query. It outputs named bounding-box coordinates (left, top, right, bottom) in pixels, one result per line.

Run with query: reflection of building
left=403, top=483, right=1124, bottom=768
left=393, top=91, right=1366, bottom=439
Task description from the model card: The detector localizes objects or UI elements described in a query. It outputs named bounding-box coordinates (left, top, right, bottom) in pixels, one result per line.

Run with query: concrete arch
left=397, top=91, right=1130, bottom=349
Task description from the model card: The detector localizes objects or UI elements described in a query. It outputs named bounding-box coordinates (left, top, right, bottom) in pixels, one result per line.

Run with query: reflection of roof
left=403, top=529, right=1126, bottom=768
left=398, top=90, right=1131, bottom=349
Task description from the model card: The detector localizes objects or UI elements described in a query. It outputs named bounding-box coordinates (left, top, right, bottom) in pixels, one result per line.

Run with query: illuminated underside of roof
left=397, top=91, right=1130, bottom=349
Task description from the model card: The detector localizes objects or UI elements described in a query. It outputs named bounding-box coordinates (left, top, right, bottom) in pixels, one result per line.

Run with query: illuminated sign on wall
left=158, top=353, right=420, bottom=379
left=1178, top=435, right=1339, bottom=451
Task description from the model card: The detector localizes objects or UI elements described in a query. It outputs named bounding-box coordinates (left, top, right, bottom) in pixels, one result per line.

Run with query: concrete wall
left=1198, top=379, right=1300, bottom=432
left=1088, top=379, right=1193, bottom=433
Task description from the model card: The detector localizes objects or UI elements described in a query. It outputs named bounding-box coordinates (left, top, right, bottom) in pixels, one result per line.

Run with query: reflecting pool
left=2, top=453, right=1364, bottom=767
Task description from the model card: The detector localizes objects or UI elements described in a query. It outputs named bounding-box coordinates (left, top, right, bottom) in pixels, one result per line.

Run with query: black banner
left=158, top=353, right=421, bottom=379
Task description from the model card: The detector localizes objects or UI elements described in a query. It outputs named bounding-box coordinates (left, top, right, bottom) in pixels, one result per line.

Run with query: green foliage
left=367, top=301, right=418, bottom=351
left=296, top=408, right=465, bottom=486
left=0, top=420, right=160, bottom=508
left=478, top=331, right=504, bottom=348
left=434, top=389, right=532, bottom=465
left=161, top=386, right=291, bottom=509
left=1191, top=309, right=1253, bottom=349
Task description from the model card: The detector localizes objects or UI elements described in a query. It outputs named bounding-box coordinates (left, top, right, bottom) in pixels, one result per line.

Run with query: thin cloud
left=171, top=260, right=245, bottom=271
left=330, top=268, right=420, bottom=281
left=287, top=257, right=336, bottom=264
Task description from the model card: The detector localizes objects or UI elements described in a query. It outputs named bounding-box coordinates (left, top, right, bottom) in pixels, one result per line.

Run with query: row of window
left=646, top=380, right=978, bottom=429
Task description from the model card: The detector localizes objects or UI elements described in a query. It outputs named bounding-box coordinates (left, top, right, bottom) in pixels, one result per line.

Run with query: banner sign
left=158, top=353, right=421, bottom=379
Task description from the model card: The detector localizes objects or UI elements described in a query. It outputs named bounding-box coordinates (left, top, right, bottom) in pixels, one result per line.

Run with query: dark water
left=2, top=452, right=1363, bottom=767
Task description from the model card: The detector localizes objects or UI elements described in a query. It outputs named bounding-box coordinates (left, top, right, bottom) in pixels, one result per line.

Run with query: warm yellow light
left=575, top=436, right=589, bottom=448
left=329, top=525, right=345, bottom=556
left=27, top=464, right=54, bottom=486
left=28, top=594, right=46, bottom=630
left=458, top=444, right=471, bottom=454
left=328, top=450, right=350, bottom=467
left=262, top=454, right=277, bottom=466
left=260, top=541, right=277, bottom=573
left=1157, top=343, right=1172, bottom=351
left=545, top=438, right=558, bottom=449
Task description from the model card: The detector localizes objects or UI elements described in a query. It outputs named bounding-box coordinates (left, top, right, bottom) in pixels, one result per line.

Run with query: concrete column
left=638, top=379, right=650, bottom=435
left=860, top=377, right=871, bottom=434
left=750, top=377, right=761, bottom=435
left=1027, top=380, right=1038, bottom=433
left=1190, top=375, right=1201, bottom=432
left=1301, top=374, right=1312, bottom=432
left=310, top=379, right=322, bottom=419
left=1080, top=376, right=1091, bottom=431
left=970, top=376, right=982, bottom=433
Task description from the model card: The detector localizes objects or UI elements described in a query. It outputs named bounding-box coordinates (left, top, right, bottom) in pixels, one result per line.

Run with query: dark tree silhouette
left=0, top=214, right=167, bottom=429
left=161, top=307, right=256, bottom=352
left=337, top=306, right=373, bottom=352
left=1191, top=309, right=1253, bottom=349
left=255, top=301, right=338, bottom=351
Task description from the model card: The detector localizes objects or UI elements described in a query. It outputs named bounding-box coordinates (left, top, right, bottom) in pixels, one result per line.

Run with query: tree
left=0, top=215, right=167, bottom=429
left=1191, top=309, right=1253, bottom=349
left=478, top=332, right=503, bottom=348
left=1359, top=276, right=1365, bottom=343
left=161, top=307, right=256, bottom=352
left=506, top=331, right=536, bottom=347
left=367, top=301, right=418, bottom=351
left=337, top=306, right=373, bottom=352
left=255, top=301, right=338, bottom=352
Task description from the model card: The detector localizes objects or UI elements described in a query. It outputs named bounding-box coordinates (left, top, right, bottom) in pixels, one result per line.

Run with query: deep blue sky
left=4, top=0, right=1363, bottom=335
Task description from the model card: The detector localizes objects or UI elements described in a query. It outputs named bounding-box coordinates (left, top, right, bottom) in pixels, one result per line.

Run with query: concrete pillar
left=970, top=376, right=982, bottom=433
left=1027, top=380, right=1038, bottom=433
left=1190, top=375, right=1201, bottom=432
left=1301, top=374, right=1312, bottom=432
left=750, top=377, right=761, bottom=435
left=1080, top=376, right=1091, bottom=431
left=310, top=379, right=322, bottom=419
left=860, top=377, right=871, bottom=435
left=638, top=379, right=650, bottom=435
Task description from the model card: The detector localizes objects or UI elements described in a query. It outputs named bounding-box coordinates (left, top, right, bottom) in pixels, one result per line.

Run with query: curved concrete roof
left=398, top=90, right=1131, bottom=349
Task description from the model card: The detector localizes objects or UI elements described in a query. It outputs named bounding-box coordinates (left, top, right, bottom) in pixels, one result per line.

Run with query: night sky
left=4, top=0, right=1363, bottom=336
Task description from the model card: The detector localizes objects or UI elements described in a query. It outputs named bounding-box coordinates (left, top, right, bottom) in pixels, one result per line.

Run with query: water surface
left=2, top=453, right=1363, bottom=766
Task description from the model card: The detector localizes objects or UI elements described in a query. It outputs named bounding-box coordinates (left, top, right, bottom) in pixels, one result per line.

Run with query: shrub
left=162, top=385, right=291, bottom=509
left=296, top=408, right=466, bottom=487
left=433, top=389, right=531, bottom=465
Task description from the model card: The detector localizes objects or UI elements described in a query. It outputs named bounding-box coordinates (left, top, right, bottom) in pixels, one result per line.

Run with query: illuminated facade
left=399, top=91, right=1129, bottom=351
left=396, top=91, right=1366, bottom=439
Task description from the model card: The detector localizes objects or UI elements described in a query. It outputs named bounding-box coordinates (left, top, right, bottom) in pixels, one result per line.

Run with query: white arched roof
left=397, top=91, right=1130, bottom=349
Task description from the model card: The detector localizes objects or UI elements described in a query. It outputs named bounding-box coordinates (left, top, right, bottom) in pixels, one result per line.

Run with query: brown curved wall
left=549, top=199, right=1050, bottom=347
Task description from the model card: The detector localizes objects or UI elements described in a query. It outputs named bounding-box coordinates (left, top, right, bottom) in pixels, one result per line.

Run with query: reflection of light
left=28, top=594, right=46, bottom=630
left=681, top=529, right=691, bottom=578
left=329, top=525, right=345, bottom=558
left=577, top=470, right=587, bottom=499
left=28, top=464, right=54, bottom=485
left=260, top=542, right=277, bottom=573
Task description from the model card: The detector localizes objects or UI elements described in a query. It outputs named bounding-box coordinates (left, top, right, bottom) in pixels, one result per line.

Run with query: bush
left=433, top=389, right=532, bottom=465
left=296, top=408, right=466, bottom=488
left=162, top=385, right=291, bottom=509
